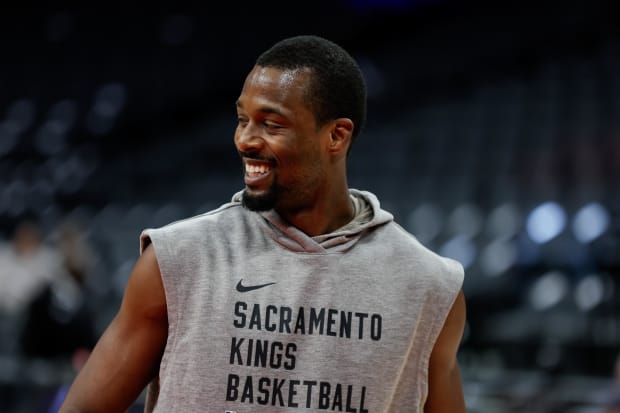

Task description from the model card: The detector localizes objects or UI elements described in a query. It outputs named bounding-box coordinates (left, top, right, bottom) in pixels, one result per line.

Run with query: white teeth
left=246, top=163, right=271, bottom=175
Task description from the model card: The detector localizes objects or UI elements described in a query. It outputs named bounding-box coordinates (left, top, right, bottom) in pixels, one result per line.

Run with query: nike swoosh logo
left=236, top=279, right=276, bottom=293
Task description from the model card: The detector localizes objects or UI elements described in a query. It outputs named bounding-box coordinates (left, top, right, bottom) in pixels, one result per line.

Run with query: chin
left=241, top=188, right=277, bottom=211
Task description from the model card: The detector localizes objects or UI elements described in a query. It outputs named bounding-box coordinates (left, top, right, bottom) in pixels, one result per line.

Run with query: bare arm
left=59, top=244, right=168, bottom=413
left=425, top=290, right=467, bottom=413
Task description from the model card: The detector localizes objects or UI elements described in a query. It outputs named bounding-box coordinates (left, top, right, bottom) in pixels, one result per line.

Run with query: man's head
left=235, top=36, right=366, bottom=213
left=255, top=35, right=367, bottom=144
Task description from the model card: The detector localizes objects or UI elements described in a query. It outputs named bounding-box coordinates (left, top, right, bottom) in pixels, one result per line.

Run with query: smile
left=244, top=160, right=274, bottom=185
left=245, top=162, right=272, bottom=177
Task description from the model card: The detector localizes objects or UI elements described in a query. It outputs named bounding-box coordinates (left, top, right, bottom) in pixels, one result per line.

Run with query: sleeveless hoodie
left=140, top=189, right=464, bottom=413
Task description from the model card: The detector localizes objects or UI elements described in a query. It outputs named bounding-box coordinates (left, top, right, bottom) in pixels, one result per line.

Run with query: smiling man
left=60, top=35, right=466, bottom=413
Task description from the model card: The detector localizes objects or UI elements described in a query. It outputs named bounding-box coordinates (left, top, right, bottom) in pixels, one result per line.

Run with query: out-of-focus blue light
left=448, top=203, right=483, bottom=238
left=94, top=83, right=127, bottom=118
left=87, top=82, right=127, bottom=136
left=480, top=239, right=517, bottom=277
left=439, top=235, right=476, bottom=269
left=486, top=202, right=521, bottom=240
left=572, top=202, right=609, bottom=243
left=408, top=203, right=443, bottom=244
left=526, top=201, right=566, bottom=244
left=528, top=270, right=569, bottom=310
left=574, top=274, right=604, bottom=311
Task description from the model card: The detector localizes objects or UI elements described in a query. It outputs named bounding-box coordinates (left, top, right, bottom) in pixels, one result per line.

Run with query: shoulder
left=154, top=200, right=244, bottom=233
left=140, top=201, right=248, bottom=252
left=382, top=221, right=464, bottom=284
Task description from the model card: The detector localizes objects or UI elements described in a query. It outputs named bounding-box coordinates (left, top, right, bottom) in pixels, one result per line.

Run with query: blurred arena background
left=0, top=1, right=619, bottom=412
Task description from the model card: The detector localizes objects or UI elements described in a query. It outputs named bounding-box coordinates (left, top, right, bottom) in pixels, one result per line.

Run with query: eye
left=237, top=116, right=248, bottom=127
left=264, top=120, right=283, bottom=130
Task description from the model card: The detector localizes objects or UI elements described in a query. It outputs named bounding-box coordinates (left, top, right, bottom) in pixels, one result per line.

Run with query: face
left=235, top=66, right=331, bottom=212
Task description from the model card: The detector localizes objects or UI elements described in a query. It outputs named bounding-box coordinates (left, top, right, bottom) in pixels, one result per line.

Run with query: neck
left=276, top=186, right=354, bottom=237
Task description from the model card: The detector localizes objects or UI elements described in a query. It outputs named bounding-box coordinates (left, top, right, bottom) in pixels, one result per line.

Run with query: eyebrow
left=235, top=99, right=287, bottom=118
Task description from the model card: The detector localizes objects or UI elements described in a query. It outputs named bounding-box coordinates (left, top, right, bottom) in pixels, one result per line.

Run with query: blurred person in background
left=59, top=35, right=467, bottom=413
left=0, top=216, right=63, bottom=316
left=10, top=217, right=100, bottom=413
left=20, top=218, right=97, bottom=358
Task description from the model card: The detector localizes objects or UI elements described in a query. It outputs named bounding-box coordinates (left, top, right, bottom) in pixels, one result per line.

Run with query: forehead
left=238, top=66, right=312, bottom=113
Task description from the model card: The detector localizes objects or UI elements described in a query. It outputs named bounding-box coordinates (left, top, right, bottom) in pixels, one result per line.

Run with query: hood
left=231, top=189, right=393, bottom=253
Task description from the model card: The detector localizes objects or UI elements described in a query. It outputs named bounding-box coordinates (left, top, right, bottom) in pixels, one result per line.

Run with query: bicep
left=425, top=290, right=467, bottom=413
left=60, top=245, right=168, bottom=413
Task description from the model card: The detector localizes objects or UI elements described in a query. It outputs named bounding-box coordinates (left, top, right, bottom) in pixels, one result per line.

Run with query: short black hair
left=256, top=35, right=367, bottom=145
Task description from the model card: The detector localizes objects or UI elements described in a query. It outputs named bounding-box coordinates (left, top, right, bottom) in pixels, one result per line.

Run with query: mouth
left=243, top=159, right=274, bottom=185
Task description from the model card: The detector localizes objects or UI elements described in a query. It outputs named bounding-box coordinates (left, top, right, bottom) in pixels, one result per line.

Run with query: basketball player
left=59, top=35, right=466, bottom=413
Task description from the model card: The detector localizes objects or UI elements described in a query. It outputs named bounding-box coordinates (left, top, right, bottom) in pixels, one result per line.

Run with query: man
left=60, top=35, right=466, bottom=413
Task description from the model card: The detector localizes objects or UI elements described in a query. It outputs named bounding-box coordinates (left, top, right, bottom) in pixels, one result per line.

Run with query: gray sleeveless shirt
left=140, top=190, right=463, bottom=413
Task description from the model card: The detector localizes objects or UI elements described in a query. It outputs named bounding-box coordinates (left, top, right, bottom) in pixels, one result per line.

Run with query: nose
left=234, top=121, right=263, bottom=153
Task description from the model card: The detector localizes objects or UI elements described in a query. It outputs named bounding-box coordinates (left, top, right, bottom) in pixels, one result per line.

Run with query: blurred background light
left=448, top=203, right=483, bottom=239
left=93, top=83, right=127, bottom=119
left=485, top=203, right=521, bottom=240
left=526, top=202, right=567, bottom=244
left=407, top=203, right=444, bottom=245
left=574, top=273, right=605, bottom=312
left=439, top=234, right=477, bottom=269
left=479, top=239, right=517, bottom=277
left=572, top=202, right=610, bottom=243
left=528, top=270, right=569, bottom=311
left=86, top=83, right=127, bottom=136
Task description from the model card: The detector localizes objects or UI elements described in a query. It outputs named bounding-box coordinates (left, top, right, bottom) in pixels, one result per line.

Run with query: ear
left=328, top=118, right=354, bottom=155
